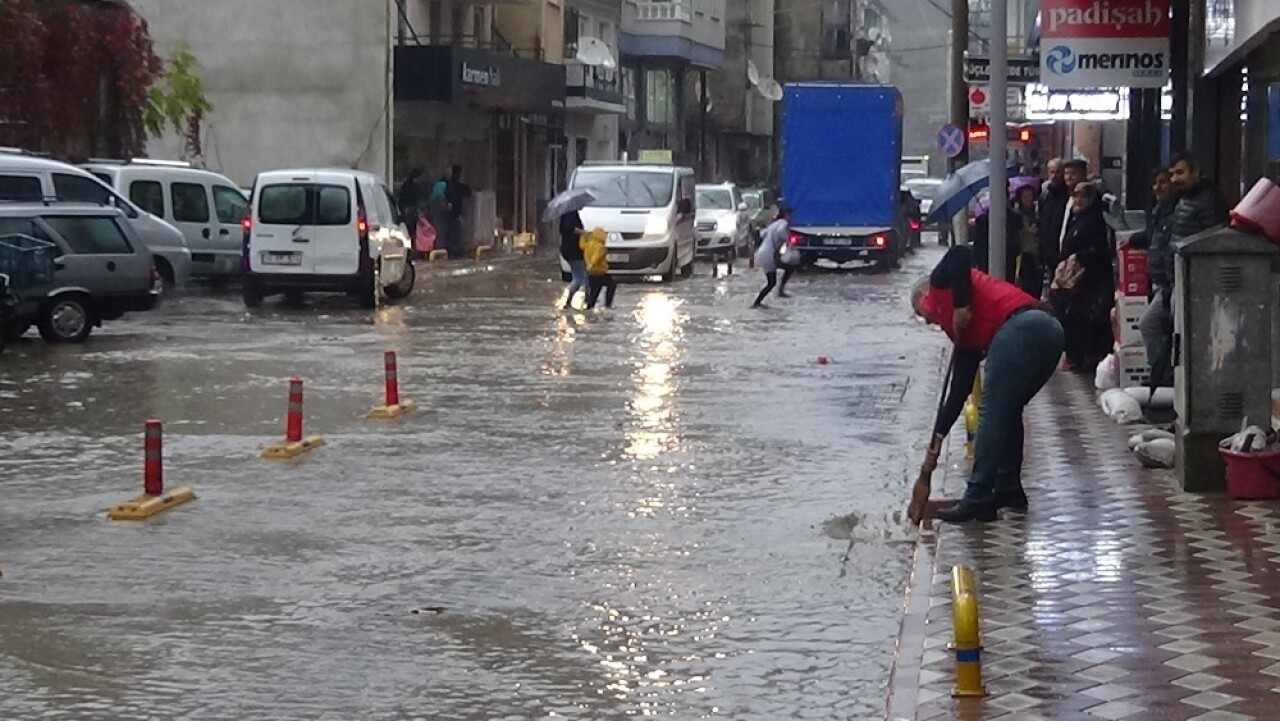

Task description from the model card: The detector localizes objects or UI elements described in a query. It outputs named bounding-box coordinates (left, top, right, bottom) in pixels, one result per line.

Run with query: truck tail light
left=909, top=219, right=922, bottom=231
left=788, top=232, right=801, bottom=246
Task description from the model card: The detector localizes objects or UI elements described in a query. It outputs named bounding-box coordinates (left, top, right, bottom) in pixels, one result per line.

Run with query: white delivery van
left=83, top=160, right=248, bottom=279
left=243, top=169, right=415, bottom=308
left=561, top=162, right=697, bottom=282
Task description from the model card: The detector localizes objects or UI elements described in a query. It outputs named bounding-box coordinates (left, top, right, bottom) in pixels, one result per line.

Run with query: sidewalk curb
left=414, top=248, right=554, bottom=279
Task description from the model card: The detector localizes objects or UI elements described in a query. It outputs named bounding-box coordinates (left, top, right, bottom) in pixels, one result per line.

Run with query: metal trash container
left=1173, top=227, right=1280, bottom=491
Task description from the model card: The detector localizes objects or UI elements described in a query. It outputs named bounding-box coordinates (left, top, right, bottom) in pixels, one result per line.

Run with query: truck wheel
left=38, top=295, right=93, bottom=343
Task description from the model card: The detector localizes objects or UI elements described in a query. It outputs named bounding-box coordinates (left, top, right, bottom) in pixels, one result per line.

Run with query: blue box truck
left=781, top=83, right=910, bottom=268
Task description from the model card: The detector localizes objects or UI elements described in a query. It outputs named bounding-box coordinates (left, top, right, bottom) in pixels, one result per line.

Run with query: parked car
left=741, top=187, right=778, bottom=236
left=0, top=204, right=161, bottom=343
left=903, top=177, right=944, bottom=227
left=0, top=151, right=192, bottom=289
left=563, top=162, right=697, bottom=282
left=243, top=169, right=415, bottom=308
left=694, top=182, right=750, bottom=259
left=83, top=159, right=247, bottom=279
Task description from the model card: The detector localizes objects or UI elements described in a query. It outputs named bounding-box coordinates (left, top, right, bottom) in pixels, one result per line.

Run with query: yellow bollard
left=964, top=371, right=982, bottom=460
left=950, top=565, right=988, bottom=698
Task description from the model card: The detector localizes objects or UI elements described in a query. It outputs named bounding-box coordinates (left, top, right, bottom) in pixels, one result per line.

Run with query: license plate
left=826, top=237, right=853, bottom=246
left=261, top=251, right=301, bottom=266
left=606, top=253, right=628, bottom=263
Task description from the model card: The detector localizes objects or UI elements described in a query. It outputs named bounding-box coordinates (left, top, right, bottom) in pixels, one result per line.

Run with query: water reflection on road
left=0, top=251, right=948, bottom=720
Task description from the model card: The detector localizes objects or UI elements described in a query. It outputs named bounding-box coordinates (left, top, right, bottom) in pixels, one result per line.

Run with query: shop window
left=622, top=67, right=637, bottom=120
left=821, top=0, right=852, bottom=60
left=645, top=69, right=676, bottom=126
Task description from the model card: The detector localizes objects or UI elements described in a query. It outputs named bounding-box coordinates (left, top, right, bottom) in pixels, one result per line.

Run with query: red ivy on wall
left=0, top=0, right=161, bottom=159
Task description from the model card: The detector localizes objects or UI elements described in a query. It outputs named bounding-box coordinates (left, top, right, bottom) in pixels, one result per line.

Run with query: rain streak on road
left=0, top=250, right=948, bottom=720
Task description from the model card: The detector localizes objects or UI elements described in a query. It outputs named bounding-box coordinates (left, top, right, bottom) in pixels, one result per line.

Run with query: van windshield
left=258, top=184, right=351, bottom=225
left=572, top=170, right=674, bottom=209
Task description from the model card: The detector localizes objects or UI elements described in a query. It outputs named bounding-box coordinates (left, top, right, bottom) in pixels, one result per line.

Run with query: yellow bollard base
left=951, top=686, right=989, bottom=698
left=367, top=399, right=417, bottom=419
left=428, top=250, right=448, bottom=263
left=107, top=486, right=196, bottom=521
left=475, top=246, right=492, bottom=261
left=261, top=436, right=326, bottom=459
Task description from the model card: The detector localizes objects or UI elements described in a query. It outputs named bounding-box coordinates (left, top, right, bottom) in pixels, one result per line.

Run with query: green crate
left=0, top=233, right=57, bottom=290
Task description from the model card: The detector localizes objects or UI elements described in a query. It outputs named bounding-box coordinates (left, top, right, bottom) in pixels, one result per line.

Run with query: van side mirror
left=677, top=198, right=693, bottom=215
left=738, top=202, right=748, bottom=212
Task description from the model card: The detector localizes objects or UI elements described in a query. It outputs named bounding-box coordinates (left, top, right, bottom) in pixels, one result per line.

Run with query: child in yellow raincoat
left=580, top=228, right=618, bottom=310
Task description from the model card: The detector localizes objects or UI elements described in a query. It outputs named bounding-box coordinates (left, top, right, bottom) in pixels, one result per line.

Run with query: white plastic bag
left=1100, top=388, right=1144, bottom=424
left=780, top=248, right=800, bottom=266
left=1124, top=386, right=1174, bottom=409
left=1129, top=427, right=1175, bottom=450
left=1134, top=438, right=1175, bottom=468
left=1221, top=423, right=1272, bottom=453
left=1094, top=353, right=1119, bottom=390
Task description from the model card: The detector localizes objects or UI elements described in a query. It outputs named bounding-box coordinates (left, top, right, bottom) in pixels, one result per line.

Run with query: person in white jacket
left=753, top=207, right=796, bottom=308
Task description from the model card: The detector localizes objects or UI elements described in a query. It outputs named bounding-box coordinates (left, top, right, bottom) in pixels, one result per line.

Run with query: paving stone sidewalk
left=889, top=374, right=1280, bottom=721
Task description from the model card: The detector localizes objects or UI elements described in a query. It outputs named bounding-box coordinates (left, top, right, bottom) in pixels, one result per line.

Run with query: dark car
left=0, top=204, right=161, bottom=343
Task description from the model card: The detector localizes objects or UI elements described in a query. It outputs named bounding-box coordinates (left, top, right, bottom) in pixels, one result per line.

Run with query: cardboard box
left=1117, top=344, right=1151, bottom=386
left=1117, top=249, right=1150, bottom=297
left=1112, top=294, right=1148, bottom=347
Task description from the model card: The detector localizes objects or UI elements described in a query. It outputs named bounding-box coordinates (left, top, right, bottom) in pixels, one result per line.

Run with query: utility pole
left=988, top=0, right=1007, bottom=279
left=949, top=0, right=970, bottom=172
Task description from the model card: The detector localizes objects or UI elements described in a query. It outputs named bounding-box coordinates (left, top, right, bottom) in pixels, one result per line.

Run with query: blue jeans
left=965, top=309, right=1065, bottom=502
left=565, top=259, right=588, bottom=304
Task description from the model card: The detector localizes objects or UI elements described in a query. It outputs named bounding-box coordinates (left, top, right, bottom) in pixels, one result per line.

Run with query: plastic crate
left=0, top=233, right=57, bottom=290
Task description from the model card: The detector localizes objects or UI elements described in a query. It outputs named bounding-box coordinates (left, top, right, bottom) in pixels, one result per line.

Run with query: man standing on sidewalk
left=909, top=246, right=1065, bottom=523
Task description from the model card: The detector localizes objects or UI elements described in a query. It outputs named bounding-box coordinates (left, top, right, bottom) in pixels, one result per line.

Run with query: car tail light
left=873, top=234, right=889, bottom=248
left=788, top=232, right=801, bottom=246
left=241, top=215, right=251, bottom=233
left=909, top=219, right=922, bottom=231
left=357, top=207, right=369, bottom=237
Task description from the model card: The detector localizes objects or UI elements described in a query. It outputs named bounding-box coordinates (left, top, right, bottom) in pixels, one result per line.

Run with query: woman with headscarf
left=1049, top=183, right=1114, bottom=374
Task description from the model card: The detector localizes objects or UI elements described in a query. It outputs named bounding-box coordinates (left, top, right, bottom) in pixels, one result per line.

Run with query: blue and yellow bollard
left=949, top=564, right=987, bottom=698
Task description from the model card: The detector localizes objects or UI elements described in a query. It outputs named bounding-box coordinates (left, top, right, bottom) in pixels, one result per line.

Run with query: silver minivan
left=0, top=152, right=192, bottom=289
left=562, top=163, right=697, bottom=282
left=83, top=160, right=247, bottom=279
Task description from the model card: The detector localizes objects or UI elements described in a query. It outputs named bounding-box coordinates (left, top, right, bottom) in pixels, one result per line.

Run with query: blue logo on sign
left=1045, top=45, right=1076, bottom=75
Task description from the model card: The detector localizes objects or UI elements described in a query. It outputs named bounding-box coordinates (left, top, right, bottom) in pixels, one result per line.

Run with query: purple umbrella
left=1008, top=175, right=1040, bottom=199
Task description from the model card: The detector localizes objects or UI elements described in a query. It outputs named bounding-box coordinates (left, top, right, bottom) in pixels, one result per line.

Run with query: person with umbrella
left=544, top=188, right=597, bottom=309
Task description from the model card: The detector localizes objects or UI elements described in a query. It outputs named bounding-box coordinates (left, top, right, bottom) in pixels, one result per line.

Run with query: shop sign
left=1024, top=84, right=1130, bottom=121
left=461, top=62, right=501, bottom=88
left=1040, top=0, right=1172, bottom=89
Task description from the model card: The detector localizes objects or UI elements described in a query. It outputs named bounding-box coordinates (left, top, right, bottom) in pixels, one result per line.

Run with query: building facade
left=564, top=0, right=626, bottom=169
left=618, top=0, right=726, bottom=168
left=699, top=0, right=776, bottom=185
left=130, top=0, right=396, bottom=187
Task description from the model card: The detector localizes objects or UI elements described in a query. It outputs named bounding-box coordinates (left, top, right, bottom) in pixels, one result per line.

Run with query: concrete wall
left=496, top=0, right=566, bottom=61
left=131, top=0, right=393, bottom=187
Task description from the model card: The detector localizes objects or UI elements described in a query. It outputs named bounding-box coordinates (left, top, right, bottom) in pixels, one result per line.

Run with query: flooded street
left=0, top=249, right=949, bottom=720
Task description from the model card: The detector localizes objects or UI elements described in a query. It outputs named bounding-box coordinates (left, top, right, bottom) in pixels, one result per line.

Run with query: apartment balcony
left=620, top=0, right=726, bottom=69
left=564, top=60, right=626, bottom=115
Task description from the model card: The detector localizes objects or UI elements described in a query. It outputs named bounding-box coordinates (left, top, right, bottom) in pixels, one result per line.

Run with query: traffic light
left=1018, top=127, right=1032, bottom=143
left=968, top=122, right=990, bottom=142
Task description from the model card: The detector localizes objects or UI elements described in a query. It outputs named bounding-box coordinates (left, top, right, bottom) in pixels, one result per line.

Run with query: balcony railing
left=566, top=61, right=620, bottom=94
left=635, top=0, right=693, bottom=23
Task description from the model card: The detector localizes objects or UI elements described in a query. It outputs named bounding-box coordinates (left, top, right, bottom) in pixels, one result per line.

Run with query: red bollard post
left=143, top=419, right=163, bottom=496
left=286, top=378, right=304, bottom=443
left=384, top=350, right=400, bottom=407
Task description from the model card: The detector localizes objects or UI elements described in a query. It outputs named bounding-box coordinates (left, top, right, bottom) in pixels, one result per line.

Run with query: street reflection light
left=623, top=292, right=684, bottom=461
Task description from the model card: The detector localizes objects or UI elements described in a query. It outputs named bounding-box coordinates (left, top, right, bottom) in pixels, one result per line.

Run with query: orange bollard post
left=263, top=378, right=326, bottom=458
left=107, top=420, right=195, bottom=520
left=368, top=350, right=417, bottom=419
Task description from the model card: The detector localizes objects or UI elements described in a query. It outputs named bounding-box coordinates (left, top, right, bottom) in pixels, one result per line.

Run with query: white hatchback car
left=694, top=182, right=749, bottom=258
left=242, top=169, right=415, bottom=308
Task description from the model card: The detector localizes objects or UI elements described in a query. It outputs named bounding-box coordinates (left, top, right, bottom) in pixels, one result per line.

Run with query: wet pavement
left=893, top=376, right=1280, bottom=721
left=0, top=248, right=950, bottom=720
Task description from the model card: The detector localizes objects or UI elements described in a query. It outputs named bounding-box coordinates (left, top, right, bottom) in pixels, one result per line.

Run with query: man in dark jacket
left=1168, top=151, right=1229, bottom=242
left=1038, top=158, right=1069, bottom=272
left=1127, top=168, right=1176, bottom=382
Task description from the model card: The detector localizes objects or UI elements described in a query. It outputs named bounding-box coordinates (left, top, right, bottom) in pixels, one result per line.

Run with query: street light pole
left=988, top=0, right=1008, bottom=280
left=949, top=0, right=970, bottom=172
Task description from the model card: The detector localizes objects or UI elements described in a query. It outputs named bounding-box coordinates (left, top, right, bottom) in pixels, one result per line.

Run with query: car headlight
left=717, top=215, right=736, bottom=234
left=643, top=216, right=669, bottom=240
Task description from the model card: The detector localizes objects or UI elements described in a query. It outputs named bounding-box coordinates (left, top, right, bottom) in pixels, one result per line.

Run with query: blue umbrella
left=926, top=160, right=1023, bottom=225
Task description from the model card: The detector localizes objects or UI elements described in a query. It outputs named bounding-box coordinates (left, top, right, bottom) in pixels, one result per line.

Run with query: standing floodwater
left=0, top=251, right=947, bottom=720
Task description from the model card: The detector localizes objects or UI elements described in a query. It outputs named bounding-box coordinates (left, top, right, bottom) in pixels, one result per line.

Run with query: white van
left=0, top=152, right=192, bottom=288
left=243, top=169, right=415, bottom=308
left=83, top=160, right=247, bottom=279
left=563, top=163, right=697, bottom=281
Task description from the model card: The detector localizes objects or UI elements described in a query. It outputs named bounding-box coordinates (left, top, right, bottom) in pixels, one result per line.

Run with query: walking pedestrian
left=428, top=167, right=453, bottom=254
left=753, top=206, right=796, bottom=308
left=1050, top=183, right=1114, bottom=374
left=560, top=208, right=588, bottom=309
left=580, top=227, right=618, bottom=310
left=398, top=168, right=423, bottom=234
left=1011, top=185, right=1042, bottom=297
left=908, top=245, right=1065, bottom=523
left=446, top=164, right=472, bottom=259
